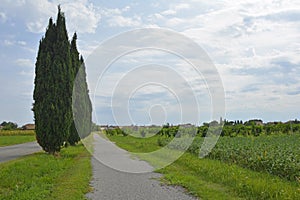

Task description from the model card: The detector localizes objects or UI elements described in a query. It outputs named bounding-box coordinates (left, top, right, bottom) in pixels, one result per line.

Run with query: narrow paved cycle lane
left=86, top=134, right=198, bottom=200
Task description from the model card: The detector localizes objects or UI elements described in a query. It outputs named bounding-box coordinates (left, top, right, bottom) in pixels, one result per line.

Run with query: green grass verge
left=159, top=154, right=300, bottom=200
left=159, top=134, right=300, bottom=181
left=107, top=134, right=160, bottom=153
left=108, top=135, right=300, bottom=200
left=0, top=135, right=36, bottom=147
left=0, top=144, right=92, bottom=200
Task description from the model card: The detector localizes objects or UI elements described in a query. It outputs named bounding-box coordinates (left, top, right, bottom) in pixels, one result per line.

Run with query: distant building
left=180, top=123, right=195, bottom=128
left=22, top=124, right=35, bottom=130
left=245, top=119, right=264, bottom=126
left=254, top=121, right=264, bottom=126
left=99, top=125, right=108, bottom=130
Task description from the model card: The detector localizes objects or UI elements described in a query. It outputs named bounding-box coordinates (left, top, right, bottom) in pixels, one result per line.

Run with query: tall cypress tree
left=68, top=33, right=92, bottom=145
left=33, top=6, right=72, bottom=154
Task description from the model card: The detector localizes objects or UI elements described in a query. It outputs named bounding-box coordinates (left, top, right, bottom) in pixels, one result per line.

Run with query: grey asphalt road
left=0, top=141, right=42, bottom=163
left=86, top=134, right=198, bottom=200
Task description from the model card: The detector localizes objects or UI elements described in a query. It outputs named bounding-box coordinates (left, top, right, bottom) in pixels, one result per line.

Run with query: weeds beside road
left=0, top=144, right=91, bottom=200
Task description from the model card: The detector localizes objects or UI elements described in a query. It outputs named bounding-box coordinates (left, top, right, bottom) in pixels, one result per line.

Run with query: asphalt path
left=86, top=134, right=198, bottom=200
left=0, top=141, right=42, bottom=163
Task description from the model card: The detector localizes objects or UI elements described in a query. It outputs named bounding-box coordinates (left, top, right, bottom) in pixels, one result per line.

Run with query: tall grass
left=0, top=130, right=35, bottom=136
left=0, top=144, right=91, bottom=200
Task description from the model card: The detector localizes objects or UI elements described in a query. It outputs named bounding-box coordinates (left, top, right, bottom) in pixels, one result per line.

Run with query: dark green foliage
left=104, top=128, right=127, bottom=136
left=158, top=125, right=179, bottom=137
left=68, top=32, right=82, bottom=146
left=33, top=6, right=91, bottom=153
left=0, top=121, right=18, bottom=130
left=69, top=52, right=92, bottom=145
left=197, top=119, right=300, bottom=137
left=33, top=7, right=92, bottom=150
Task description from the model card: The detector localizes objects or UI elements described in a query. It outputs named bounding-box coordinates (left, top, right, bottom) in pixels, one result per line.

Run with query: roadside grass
left=0, top=144, right=91, bottom=200
left=81, top=132, right=97, bottom=154
left=159, top=154, right=300, bottom=200
left=107, top=134, right=300, bottom=200
left=0, top=135, right=36, bottom=147
left=107, top=135, right=161, bottom=153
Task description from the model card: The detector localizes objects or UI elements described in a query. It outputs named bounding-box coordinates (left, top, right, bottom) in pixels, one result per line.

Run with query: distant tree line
left=0, top=121, right=18, bottom=130
left=198, top=119, right=300, bottom=137
left=104, top=119, right=300, bottom=138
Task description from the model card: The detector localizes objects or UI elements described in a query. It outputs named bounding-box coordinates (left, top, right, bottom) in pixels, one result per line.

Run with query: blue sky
left=1, top=0, right=300, bottom=126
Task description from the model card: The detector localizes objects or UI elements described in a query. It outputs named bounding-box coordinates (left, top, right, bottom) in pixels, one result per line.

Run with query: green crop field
left=160, top=134, right=300, bottom=182
left=0, top=130, right=36, bottom=147
left=106, top=128, right=300, bottom=200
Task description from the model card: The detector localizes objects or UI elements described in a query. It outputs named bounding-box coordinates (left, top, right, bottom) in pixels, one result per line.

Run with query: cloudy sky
left=1, top=0, right=300, bottom=126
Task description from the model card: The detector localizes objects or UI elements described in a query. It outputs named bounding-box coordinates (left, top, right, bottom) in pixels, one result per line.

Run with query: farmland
left=0, top=130, right=35, bottom=136
left=0, top=130, right=36, bottom=147
left=106, top=126, right=300, bottom=200
left=160, top=134, right=300, bottom=182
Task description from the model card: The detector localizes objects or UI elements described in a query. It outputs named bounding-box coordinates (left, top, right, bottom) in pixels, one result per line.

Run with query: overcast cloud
left=0, top=0, right=299, bottom=125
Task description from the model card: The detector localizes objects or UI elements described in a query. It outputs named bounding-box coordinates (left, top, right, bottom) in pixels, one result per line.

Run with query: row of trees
left=0, top=121, right=18, bottom=130
left=198, top=119, right=300, bottom=137
left=105, top=120, right=300, bottom=138
left=33, top=6, right=92, bottom=154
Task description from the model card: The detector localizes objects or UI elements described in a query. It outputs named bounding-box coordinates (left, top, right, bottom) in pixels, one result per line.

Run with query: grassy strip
left=0, top=135, right=36, bottom=147
left=106, top=134, right=160, bottom=153
left=0, top=144, right=91, bottom=200
left=108, top=135, right=300, bottom=200
left=159, top=154, right=300, bottom=200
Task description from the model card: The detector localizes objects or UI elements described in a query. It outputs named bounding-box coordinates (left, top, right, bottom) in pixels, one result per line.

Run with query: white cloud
left=161, top=10, right=176, bottom=16
left=161, top=3, right=190, bottom=16
left=101, top=8, right=123, bottom=16
left=77, top=40, right=101, bottom=58
left=15, top=58, right=33, bottom=68
left=2, top=39, right=27, bottom=47
left=174, top=3, right=190, bottom=10
left=0, top=12, right=7, bottom=23
left=2, top=0, right=300, bottom=124
left=143, top=0, right=300, bottom=121
left=59, top=1, right=101, bottom=33
left=17, top=41, right=26, bottom=46
left=19, top=70, right=34, bottom=76
left=101, top=6, right=142, bottom=28
left=3, top=39, right=14, bottom=46
left=107, top=15, right=141, bottom=27
left=2, top=0, right=100, bottom=33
